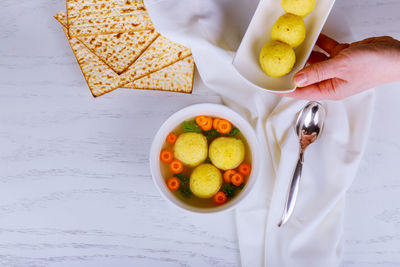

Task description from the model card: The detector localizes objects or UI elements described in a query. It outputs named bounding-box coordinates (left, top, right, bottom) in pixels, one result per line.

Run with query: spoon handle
left=278, top=151, right=304, bottom=227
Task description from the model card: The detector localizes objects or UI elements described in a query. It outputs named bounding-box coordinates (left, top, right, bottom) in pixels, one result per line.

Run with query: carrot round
left=213, top=191, right=227, bottom=205
left=238, top=163, right=252, bottom=176
left=213, top=118, right=221, bottom=130
left=169, top=159, right=183, bottom=173
left=223, top=169, right=237, bottom=183
left=201, top=117, right=213, bottom=131
left=166, top=133, right=177, bottom=144
left=167, top=177, right=180, bottom=191
left=231, top=173, right=244, bottom=186
left=160, top=149, right=173, bottom=163
left=217, top=119, right=232, bottom=134
left=195, top=116, right=207, bottom=127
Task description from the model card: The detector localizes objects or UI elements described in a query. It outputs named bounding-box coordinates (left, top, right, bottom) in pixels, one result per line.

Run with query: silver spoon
left=278, top=101, right=326, bottom=227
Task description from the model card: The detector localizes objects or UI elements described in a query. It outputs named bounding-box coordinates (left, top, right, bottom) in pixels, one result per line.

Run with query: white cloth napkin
left=144, top=0, right=375, bottom=266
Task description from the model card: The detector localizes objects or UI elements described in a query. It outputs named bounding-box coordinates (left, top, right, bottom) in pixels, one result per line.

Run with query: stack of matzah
left=54, top=0, right=195, bottom=97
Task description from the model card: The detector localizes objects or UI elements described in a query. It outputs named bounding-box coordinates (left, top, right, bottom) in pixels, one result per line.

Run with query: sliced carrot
left=169, top=159, right=183, bottom=173
left=217, top=119, right=232, bottom=134
left=166, top=133, right=177, bottom=144
left=167, top=177, right=180, bottom=191
left=195, top=116, right=207, bottom=127
left=213, top=118, right=221, bottom=130
left=223, top=169, right=237, bottom=183
left=231, top=173, right=244, bottom=186
left=213, top=191, right=227, bottom=205
left=196, top=115, right=213, bottom=131
left=160, top=149, right=173, bottom=164
left=200, top=117, right=213, bottom=131
left=238, top=163, right=252, bottom=176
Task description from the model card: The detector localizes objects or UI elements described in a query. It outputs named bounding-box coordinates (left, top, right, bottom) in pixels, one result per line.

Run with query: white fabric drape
left=144, top=0, right=375, bottom=266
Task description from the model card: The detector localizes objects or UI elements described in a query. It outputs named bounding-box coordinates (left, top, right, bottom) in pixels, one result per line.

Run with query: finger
left=350, top=36, right=396, bottom=47
left=307, top=51, right=328, bottom=65
left=373, top=36, right=396, bottom=43
left=293, top=58, right=340, bottom=87
left=331, top=43, right=350, bottom=57
left=275, top=80, right=337, bottom=101
left=274, top=86, right=323, bottom=100
left=316, top=34, right=339, bottom=55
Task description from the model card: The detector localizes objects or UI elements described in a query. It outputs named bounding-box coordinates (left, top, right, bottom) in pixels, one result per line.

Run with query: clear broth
left=160, top=119, right=252, bottom=208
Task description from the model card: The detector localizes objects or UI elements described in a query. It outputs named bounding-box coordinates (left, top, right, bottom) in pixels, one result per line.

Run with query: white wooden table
left=1, top=0, right=400, bottom=266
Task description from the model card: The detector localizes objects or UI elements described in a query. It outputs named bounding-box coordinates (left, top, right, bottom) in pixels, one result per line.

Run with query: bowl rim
left=149, top=103, right=261, bottom=214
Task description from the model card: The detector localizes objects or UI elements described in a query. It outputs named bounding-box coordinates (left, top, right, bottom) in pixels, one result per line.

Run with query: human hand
left=281, top=34, right=400, bottom=100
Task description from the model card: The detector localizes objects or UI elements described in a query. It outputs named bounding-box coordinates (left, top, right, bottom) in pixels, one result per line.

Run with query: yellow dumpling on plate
left=259, top=40, right=296, bottom=77
left=281, top=0, right=316, bottom=17
left=271, top=13, right=306, bottom=48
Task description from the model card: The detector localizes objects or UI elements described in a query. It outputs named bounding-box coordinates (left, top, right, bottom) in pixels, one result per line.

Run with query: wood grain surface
left=0, top=0, right=399, bottom=266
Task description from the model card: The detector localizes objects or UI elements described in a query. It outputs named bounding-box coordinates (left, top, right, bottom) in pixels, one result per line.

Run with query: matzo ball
left=209, top=137, right=245, bottom=171
left=174, top=132, right=207, bottom=166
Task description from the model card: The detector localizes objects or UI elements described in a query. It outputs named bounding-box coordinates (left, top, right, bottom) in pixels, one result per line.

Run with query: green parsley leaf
left=175, top=173, right=192, bottom=198
left=175, top=173, right=190, bottom=183
left=228, top=127, right=240, bottom=137
left=237, top=183, right=245, bottom=190
left=183, top=120, right=202, bottom=133
left=203, top=128, right=220, bottom=141
left=221, top=184, right=236, bottom=198
left=179, top=185, right=192, bottom=198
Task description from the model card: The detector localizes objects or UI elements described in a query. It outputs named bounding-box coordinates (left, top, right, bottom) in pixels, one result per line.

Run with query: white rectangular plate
left=233, top=0, right=336, bottom=92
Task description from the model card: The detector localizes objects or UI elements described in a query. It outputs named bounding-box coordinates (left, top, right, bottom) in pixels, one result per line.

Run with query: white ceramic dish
left=149, top=104, right=261, bottom=214
left=233, top=0, right=336, bottom=92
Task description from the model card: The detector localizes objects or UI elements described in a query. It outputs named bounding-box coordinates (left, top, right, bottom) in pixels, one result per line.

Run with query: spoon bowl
left=296, top=102, right=326, bottom=152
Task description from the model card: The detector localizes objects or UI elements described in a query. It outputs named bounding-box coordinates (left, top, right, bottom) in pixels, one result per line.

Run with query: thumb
left=294, top=58, right=340, bottom=87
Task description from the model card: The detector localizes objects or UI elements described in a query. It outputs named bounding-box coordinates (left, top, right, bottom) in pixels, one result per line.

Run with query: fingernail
left=294, top=73, right=307, bottom=87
